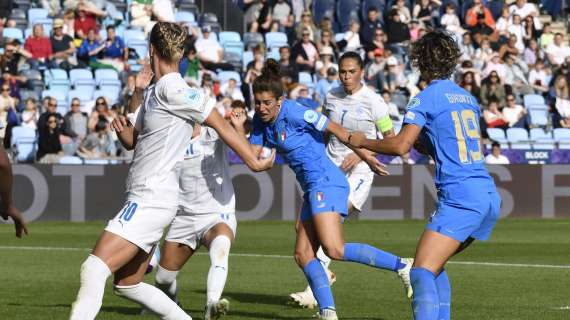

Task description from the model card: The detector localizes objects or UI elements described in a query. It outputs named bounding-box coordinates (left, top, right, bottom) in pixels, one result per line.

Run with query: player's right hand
left=253, top=148, right=276, bottom=172
left=1, top=204, right=28, bottom=238
left=111, top=116, right=129, bottom=133
left=135, top=61, right=154, bottom=90
left=365, top=155, right=389, bottom=176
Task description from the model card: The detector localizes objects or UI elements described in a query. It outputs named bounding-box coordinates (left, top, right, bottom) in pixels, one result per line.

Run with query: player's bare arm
left=128, top=62, right=153, bottom=114
left=204, top=110, right=275, bottom=172
left=349, top=123, right=422, bottom=156
left=111, top=116, right=138, bottom=150
left=229, top=106, right=264, bottom=155
left=0, top=145, right=28, bottom=238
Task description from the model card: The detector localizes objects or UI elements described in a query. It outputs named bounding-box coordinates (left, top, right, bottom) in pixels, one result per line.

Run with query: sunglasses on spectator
left=48, top=120, right=57, bottom=124
left=96, top=101, right=106, bottom=105
left=1, top=88, right=9, bottom=92
left=303, top=33, right=310, bottom=36
left=72, top=103, right=80, bottom=107
left=48, top=103, right=57, bottom=107
left=375, top=32, right=383, bottom=36
left=507, top=98, right=515, bottom=101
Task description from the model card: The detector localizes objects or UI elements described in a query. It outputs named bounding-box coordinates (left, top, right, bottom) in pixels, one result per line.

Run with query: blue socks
left=343, top=243, right=402, bottom=271
left=303, top=259, right=335, bottom=312
left=411, top=267, right=439, bottom=320
left=436, top=270, right=451, bottom=320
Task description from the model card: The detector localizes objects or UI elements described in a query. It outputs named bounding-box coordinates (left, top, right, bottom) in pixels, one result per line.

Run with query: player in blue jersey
left=348, top=30, right=501, bottom=320
left=248, top=59, right=412, bottom=320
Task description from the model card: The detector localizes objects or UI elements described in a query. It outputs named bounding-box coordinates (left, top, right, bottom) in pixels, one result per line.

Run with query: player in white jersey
left=152, top=102, right=249, bottom=320
left=290, top=52, right=413, bottom=308
left=69, top=22, right=275, bottom=320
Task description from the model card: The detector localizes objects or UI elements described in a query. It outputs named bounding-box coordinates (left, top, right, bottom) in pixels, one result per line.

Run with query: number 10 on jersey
left=451, top=110, right=482, bottom=164
left=119, top=201, right=138, bottom=222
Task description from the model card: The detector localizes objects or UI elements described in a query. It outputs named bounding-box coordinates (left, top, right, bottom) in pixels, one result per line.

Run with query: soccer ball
left=146, top=246, right=161, bottom=274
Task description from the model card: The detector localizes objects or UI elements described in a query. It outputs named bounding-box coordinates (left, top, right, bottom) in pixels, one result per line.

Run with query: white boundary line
left=1, top=245, right=570, bottom=270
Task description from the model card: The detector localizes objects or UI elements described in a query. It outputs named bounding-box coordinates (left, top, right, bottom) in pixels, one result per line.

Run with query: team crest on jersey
left=186, top=88, right=201, bottom=103
left=280, top=131, right=287, bottom=141
left=407, top=97, right=421, bottom=109
left=316, top=192, right=324, bottom=202
left=304, top=110, right=319, bottom=123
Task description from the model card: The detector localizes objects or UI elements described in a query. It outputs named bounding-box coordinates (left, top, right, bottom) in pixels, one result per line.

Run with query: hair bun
left=262, top=59, right=281, bottom=78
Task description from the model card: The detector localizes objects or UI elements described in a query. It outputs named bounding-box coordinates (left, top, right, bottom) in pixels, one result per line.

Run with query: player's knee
left=113, top=283, right=141, bottom=298
left=155, top=265, right=179, bottom=285
left=294, top=249, right=312, bottom=268
left=80, top=254, right=112, bottom=281
left=321, top=245, right=344, bottom=261
left=209, top=236, right=231, bottom=269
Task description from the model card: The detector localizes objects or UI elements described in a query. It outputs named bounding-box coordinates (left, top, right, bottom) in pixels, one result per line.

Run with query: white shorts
left=346, top=171, right=374, bottom=212
left=105, top=200, right=178, bottom=253
left=165, top=211, right=237, bottom=250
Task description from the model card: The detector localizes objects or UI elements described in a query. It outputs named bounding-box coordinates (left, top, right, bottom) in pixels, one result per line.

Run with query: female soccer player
left=290, top=52, right=413, bottom=308
left=248, top=59, right=411, bottom=320
left=348, top=30, right=501, bottom=320
left=69, top=22, right=274, bottom=320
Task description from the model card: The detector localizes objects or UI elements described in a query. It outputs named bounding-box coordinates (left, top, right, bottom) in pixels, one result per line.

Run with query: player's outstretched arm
left=127, top=62, right=153, bottom=114
left=205, top=110, right=275, bottom=172
left=111, top=116, right=138, bottom=150
left=349, top=124, right=421, bottom=156
left=0, top=145, right=28, bottom=238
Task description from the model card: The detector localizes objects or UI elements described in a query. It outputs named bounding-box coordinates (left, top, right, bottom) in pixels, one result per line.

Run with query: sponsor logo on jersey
left=186, top=88, right=201, bottom=104
left=405, top=111, right=416, bottom=120
left=303, top=109, right=319, bottom=123
left=407, top=97, right=421, bottom=109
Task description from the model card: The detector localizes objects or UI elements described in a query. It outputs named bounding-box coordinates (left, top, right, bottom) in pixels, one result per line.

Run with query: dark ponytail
left=253, top=58, right=284, bottom=98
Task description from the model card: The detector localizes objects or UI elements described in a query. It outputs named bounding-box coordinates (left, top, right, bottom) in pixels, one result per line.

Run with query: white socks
left=69, top=254, right=112, bottom=320
left=114, top=282, right=191, bottom=320
left=155, top=265, right=180, bottom=302
left=206, top=236, right=231, bottom=304
left=303, top=246, right=332, bottom=294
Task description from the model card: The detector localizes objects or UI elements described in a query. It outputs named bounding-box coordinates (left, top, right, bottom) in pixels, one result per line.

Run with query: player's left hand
left=230, top=108, right=247, bottom=127
left=340, top=153, right=361, bottom=172
left=364, top=155, right=389, bottom=176
left=110, top=116, right=129, bottom=133
left=348, top=131, right=366, bottom=148
left=1, top=204, right=28, bottom=238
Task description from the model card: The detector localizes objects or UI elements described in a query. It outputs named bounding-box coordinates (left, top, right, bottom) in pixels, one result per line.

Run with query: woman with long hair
left=348, top=30, right=501, bottom=320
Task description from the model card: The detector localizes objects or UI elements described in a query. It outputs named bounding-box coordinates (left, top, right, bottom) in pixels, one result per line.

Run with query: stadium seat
left=242, top=51, right=254, bottom=71
left=265, top=32, right=288, bottom=51
left=59, top=156, right=83, bottom=164
left=33, top=18, right=53, bottom=35
left=175, top=11, right=196, bottom=24
left=93, top=89, right=119, bottom=105
left=527, top=104, right=548, bottom=111
left=128, top=39, right=149, bottom=59
left=266, top=49, right=280, bottom=61
left=337, top=0, right=361, bottom=31
left=530, top=128, right=555, bottom=150
left=524, top=94, right=546, bottom=107
left=11, top=126, right=37, bottom=163
left=69, top=69, right=93, bottom=84
left=553, top=128, right=570, bottom=149
left=223, top=41, right=244, bottom=58
left=14, top=0, right=31, bottom=11
left=68, top=89, right=93, bottom=106
left=219, top=31, right=241, bottom=46
left=299, top=72, right=315, bottom=90
left=49, top=79, right=71, bottom=92
left=27, top=8, right=48, bottom=27
left=243, top=32, right=264, bottom=51
left=506, top=128, right=531, bottom=149
left=529, top=109, right=548, bottom=127
left=94, top=69, right=119, bottom=85
left=3, top=28, right=24, bottom=42
left=45, top=68, right=68, bottom=83
left=489, top=0, right=505, bottom=20
left=22, top=69, right=43, bottom=81
left=217, top=71, right=241, bottom=86
left=487, top=128, right=508, bottom=144
left=99, top=80, right=122, bottom=100
left=335, top=33, right=345, bottom=43
left=199, top=12, right=218, bottom=24
left=24, top=27, right=32, bottom=39
left=313, top=0, right=336, bottom=24
left=124, top=29, right=146, bottom=43
left=74, top=79, right=96, bottom=94
left=84, top=159, right=111, bottom=165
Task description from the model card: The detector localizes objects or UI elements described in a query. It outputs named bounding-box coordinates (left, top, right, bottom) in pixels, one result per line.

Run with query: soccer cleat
left=317, top=308, right=338, bottom=320
left=397, top=258, right=414, bottom=299
left=289, top=269, right=336, bottom=309
left=205, top=298, right=230, bottom=320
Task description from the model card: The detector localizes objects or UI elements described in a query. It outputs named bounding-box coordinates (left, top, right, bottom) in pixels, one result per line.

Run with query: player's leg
left=202, top=219, right=236, bottom=319
left=113, top=247, right=191, bottom=320
left=69, top=231, right=140, bottom=320
left=155, top=241, right=195, bottom=303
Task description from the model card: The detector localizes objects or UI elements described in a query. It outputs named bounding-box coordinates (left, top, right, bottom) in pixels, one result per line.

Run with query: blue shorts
left=300, top=185, right=349, bottom=221
left=427, top=191, right=501, bottom=243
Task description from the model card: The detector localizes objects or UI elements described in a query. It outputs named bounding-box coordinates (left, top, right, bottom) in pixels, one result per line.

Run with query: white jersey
left=178, top=126, right=236, bottom=214
left=322, top=85, right=392, bottom=174
left=125, top=72, right=214, bottom=206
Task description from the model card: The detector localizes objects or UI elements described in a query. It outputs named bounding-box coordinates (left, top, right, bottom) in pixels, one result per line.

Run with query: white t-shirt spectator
left=507, top=24, right=525, bottom=52
left=509, top=3, right=542, bottom=29
left=546, top=42, right=570, bottom=65
left=273, top=1, right=291, bottom=25
left=344, top=31, right=361, bottom=52
left=220, top=82, right=245, bottom=102
left=485, top=153, right=510, bottom=164
left=195, top=37, right=223, bottom=63
left=528, top=68, right=548, bottom=87
left=503, top=104, right=525, bottom=126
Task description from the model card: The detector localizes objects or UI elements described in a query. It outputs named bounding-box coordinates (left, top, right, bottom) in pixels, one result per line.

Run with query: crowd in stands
left=0, top=0, right=570, bottom=164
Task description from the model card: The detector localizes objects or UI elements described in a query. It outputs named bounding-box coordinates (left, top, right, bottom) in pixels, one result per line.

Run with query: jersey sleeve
left=156, top=81, right=214, bottom=124
left=249, top=114, right=266, bottom=146
left=296, top=108, right=330, bottom=132
left=128, top=104, right=144, bottom=132
left=372, top=95, right=393, bottom=133
left=403, top=94, right=429, bottom=128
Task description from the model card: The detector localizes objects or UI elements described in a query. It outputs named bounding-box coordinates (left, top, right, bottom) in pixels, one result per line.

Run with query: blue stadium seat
left=217, top=71, right=241, bottom=86
left=11, top=126, right=37, bottom=163
left=124, top=29, right=146, bottom=43
left=68, top=89, right=93, bottom=106
left=223, top=41, right=244, bottom=59
left=266, top=49, right=280, bottom=61
left=45, top=68, right=68, bottom=84
left=128, top=39, right=149, bottom=59
left=74, top=79, right=96, bottom=95
left=337, top=0, right=361, bottom=31
left=313, top=0, right=336, bottom=24
left=175, top=11, right=196, bottom=24
left=299, top=71, right=315, bottom=90
left=553, top=128, right=570, bottom=149
left=242, top=51, right=254, bottom=71
left=33, top=18, right=53, bottom=35
left=93, top=89, right=119, bottom=104
left=219, top=31, right=241, bottom=46
left=507, top=128, right=531, bottom=149
left=529, top=109, right=548, bottom=127
left=94, top=69, right=119, bottom=85
left=335, top=33, right=345, bottom=43
left=243, top=32, right=264, bottom=51
left=59, top=156, right=83, bottom=164
left=24, top=27, right=32, bottom=39
left=70, top=69, right=93, bottom=85
left=524, top=94, right=546, bottom=107
left=527, top=104, right=548, bottom=111
left=265, top=32, right=288, bottom=51
left=3, top=28, right=24, bottom=42
left=99, top=80, right=122, bottom=99
left=49, top=79, right=71, bottom=92
left=530, top=128, right=555, bottom=150
left=487, top=128, right=508, bottom=144
left=489, top=0, right=505, bottom=20
left=84, top=159, right=111, bottom=165
left=27, top=8, right=48, bottom=27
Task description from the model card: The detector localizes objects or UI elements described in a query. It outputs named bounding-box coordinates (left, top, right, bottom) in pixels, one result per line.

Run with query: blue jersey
left=249, top=99, right=347, bottom=192
left=403, top=79, right=496, bottom=200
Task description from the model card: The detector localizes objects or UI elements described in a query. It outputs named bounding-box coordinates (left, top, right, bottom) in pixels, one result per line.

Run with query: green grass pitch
left=0, top=219, right=569, bottom=319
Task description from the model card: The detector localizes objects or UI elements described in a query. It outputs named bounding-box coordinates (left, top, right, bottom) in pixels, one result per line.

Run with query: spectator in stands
left=292, top=28, right=319, bottom=73
left=78, top=117, right=116, bottom=158
left=481, top=71, right=507, bottom=108
left=343, top=21, right=362, bottom=53
left=365, top=28, right=386, bottom=61
left=509, top=0, right=541, bottom=30
left=0, top=69, right=22, bottom=104
left=382, top=90, right=402, bottom=121
left=278, top=46, right=298, bottom=83
left=385, top=9, right=410, bottom=52
left=195, top=25, right=231, bottom=71
left=295, top=11, right=318, bottom=42
left=524, top=38, right=545, bottom=68
left=24, top=24, right=53, bottom=70
left=459, top=32, right=476, bottom=62
left=546, top=33, right=570, bottom=67
left=220, top=78, right=245, bottom=102
left=550, top=75, right=570, bottom=103
left=483, top=53, right=507, bottom=79
left=392, top=0, right=412, bottom=24
left=63, top=98, right=88, bottom=149
left=63, top=9, right=76, bottom=38
left=499, top=34, right=521, bottom=60
left=360, top=7, right=383, bottom=48
left=384, top=56, right=406, bottom=93
left=0, top=83, right=16, bottom=139
left=365, top=48, right=386, bottom=91
left=250, top=0, right=273, bottom=35
left=507, top=14, right=526, bottom=52
left=151, top=0, right=175, bottom=23
left=528, top=59, right=550, bottom=94
left=317, top=17, right=335, bottom=44
left=465, top=0, right=495, bottom=29
left=88, top=97, right=114, bottom=132
left=314, top=67, right=338, bottom=104
left=1, top=41, right=31, bottom=76
left=412, top=0, right=439, bottom=28
left=503, top=93, right=530, bottom=128
left=180, top=46, right=201, bottom=86
left=441, top=3, right=464, bottom=35
left=495, top=6, right=511, bottom=40
left=523, top=15, right=538, bottom=46
left=460, top=71, right=481, bottom=101
left=272, top=0, right=294, bottom=32
left=483, top=99, right=509, bottom=129
left=316, top=29, right=339, bottom=61
left=74, top=6, right=99, bottom=39
left=21, top=98, right=39, bottom=130
left=78, top=29, right=103, bottom=67
left=37, top=114, right=63, bottom=163
left=504, top=54, right=532, bottom=97
left=470, top=12, right=499, bottom=45
left=474, top=39, right=494, bottom=69
left=540, top=23, right=554, bottom=49
left=100, top=25, right=127, bottom=72
left=130, top=0, right=153, bottom=33
left=315, top=46, right=338, bottom=79
left=246, top=44, right=265, bottom=71
left=485, top=142, right=510, bottom=164
left=50, top=19, right=78, bottom=70
left=38, top=97, right=63, bottom=132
